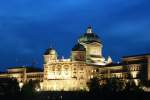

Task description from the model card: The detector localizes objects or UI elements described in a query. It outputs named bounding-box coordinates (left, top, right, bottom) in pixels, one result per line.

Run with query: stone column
left=23, top=68, right=27, bottom=83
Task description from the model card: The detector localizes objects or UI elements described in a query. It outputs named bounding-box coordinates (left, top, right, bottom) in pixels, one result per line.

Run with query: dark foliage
left=0, top=78, right=150, bottom=100
left=21, top=80, right=40, bottom=97
left=0, top=78, right=20, bottom=100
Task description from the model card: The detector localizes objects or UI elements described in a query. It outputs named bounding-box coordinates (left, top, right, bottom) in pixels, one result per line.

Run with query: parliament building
left=0, top=26, right=150, bottom=91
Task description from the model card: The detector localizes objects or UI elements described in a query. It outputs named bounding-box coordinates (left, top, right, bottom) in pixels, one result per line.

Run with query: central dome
left=78, top=26, right=101, bottom=44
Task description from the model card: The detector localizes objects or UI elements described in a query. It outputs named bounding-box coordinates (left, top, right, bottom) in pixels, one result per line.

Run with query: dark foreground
left=1, top=91, right=150, bottom=100
left=1, top=78, right=150, bottom=100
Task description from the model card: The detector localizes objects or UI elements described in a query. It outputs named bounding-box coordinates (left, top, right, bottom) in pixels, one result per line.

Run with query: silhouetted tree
left=0, top=78, right=20, bottom=95
left=21, top=80, right=39, bottom=96
left=141, top=80, right=150, bottom=87
left=87, top=77, right=100, bottom=93
left=124, top=80, right=143, bottom=93
left=103, top=78, right=125, bottom=92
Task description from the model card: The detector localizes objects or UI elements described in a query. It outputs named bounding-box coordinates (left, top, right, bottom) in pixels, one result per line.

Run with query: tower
left=78, top=26, right=105, bottom=65
left=43, top=48, right=58, bottom=81
left=43, top=48, right=58, bottom=64
left=71, top=43, right=86, bottom=62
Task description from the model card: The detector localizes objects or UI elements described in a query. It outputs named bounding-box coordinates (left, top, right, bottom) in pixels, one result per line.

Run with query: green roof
left=78, top=32, right=101, bottom=44
left=72, top=43, right=86, bottom=51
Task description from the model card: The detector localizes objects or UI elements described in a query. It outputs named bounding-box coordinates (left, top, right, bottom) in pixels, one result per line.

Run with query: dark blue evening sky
left=0, top=0, right=150, bottom=71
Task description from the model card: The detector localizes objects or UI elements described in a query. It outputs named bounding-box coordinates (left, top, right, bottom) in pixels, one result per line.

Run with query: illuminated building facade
left=41, top=26, right=110, bottom=91
left=0, top=67, right=43, bottom=88
left=122, top=54, right=150, bottom=85
left=0, top=26, right=150, bottom=91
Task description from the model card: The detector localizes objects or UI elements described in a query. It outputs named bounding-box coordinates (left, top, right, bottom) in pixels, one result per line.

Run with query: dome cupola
left=78, top=26, right=102, bottom=44
left=44, top=48, right=58, bottom=63
left=44, top=48, right=57, bottom=55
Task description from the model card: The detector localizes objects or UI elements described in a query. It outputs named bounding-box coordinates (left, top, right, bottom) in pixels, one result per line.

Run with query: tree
left=125, top=80, right=143, bottom=92
left=0, top=78, right=20, bottom=96
left=103, top=78, right=126, bottom=92
left=21, top=80, right=40, bottom=96
left=87, top=77, right=100, bottom=93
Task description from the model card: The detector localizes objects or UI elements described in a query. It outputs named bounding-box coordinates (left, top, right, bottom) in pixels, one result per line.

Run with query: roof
left=78, top=33, right=101, bottom=44
left=8, top=66, right=26, bottom=69
left=123, top=53, right=150, bottom=58
left=26, top=67, right=43, bottom=73
left=0, top=71, right=6, bottom=74
left=104, top=63, right=124, bottom=67
left=72, top=43, right=86, bottom=51
left=78, top=26, right=102, bottom=44
left=8, top=66, right=43, bottom=72
left=87, top=63, right=124, bottom=68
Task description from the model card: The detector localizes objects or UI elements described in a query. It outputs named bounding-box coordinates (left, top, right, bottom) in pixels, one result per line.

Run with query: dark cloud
left=0, top=0, right=150, bottom=70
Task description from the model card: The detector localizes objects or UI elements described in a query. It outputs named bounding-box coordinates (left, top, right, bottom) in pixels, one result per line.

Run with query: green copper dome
left=72, top=43, right=86, bottom=51
left=78, top=26, right=102, bottom=44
